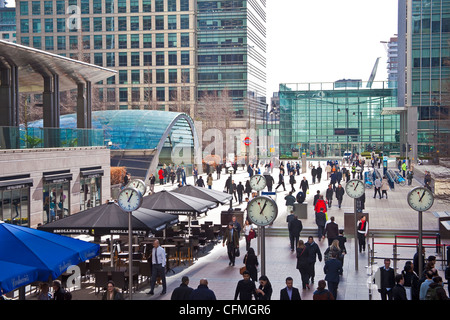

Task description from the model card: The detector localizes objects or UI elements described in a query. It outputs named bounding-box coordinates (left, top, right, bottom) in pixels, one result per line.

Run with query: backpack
left=425, top=286, right=438, bottom=300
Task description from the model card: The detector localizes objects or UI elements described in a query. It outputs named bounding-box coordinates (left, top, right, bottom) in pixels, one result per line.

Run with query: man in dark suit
left=170, top=276, right=193, bottom=300
left=392, top=274, right=407, bottom=300
left=223, top=222, right=239, bottom=266
left=377, top=258, right=395, bottom=300
left=324, top=251, right=343, bottom=299
left=280, top=277, right=301, bottom=300
left=288, top=215, right=303, bottom=252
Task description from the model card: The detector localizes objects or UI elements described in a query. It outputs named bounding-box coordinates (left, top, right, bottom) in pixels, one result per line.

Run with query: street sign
left=243, top=137, right=252, bottom=146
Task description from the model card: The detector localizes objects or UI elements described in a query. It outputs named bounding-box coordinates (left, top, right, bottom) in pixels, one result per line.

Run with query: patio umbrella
left=38, top=201, right=179, bottom=237
left=0, top=261, right=39, bottom=294
left=0, top=221, right=100, bottom=287
left=172, top=185, right=232, bottom=205
left=141, top=190, right=217, bottom=235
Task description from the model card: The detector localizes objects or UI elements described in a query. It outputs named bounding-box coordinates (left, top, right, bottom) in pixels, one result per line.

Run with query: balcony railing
left=0, top=126, right=106, bottom=150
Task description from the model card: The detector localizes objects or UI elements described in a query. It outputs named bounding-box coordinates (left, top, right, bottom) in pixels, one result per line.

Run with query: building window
left=180, top=15, right=189, bottom=29
left=130, top=0, right=139, bottom=13
left=143, top=34, right=152, bottom=48
left=131, top=52, right=140, bottom=66
left=155, top=0, right=164, bottom=12
left=118, top=34, right=127, bottom=49
left=156, top=52, right=165, bottom=66
left=155, top=16, right=164, bottom=30
left=32, top=1, right=41, bottom=15
left=143, top=16, right=152, bottom=30
left=130, top=16, right=139, bottom=31
left=180, top=33, right=189, bottom=47
left=157, top=87, right=165, bottom=101
left=119, top=88, right=128, bottom=102
left=181, top=51, right=190, bottom=65
left=45, top=36, right=54, bottom=50
left=131, top=70, right=140, bottom=84
left=169, top=69, right=177, bottom=83
left=106, top=52, right=115, bottom=67
left=0, top=177, right=32, bottom=227
left=57, top=18, right=65, bottom=32
left=156, top=69, right=165, bottom=83
left=143, top=52, right=152, bottom=66
left=156, top=34, right=164, bottom=48
left=168, top=0, right=177, bottom=11
left=80, top=173, right=102, bottom=211
left=20, top=19, right=29, bottom=34
left=94, top=35, right=103, bottom=49
left=168, top=51, right=177, bottom=65
left=119, top=70, right=128, bottom=84
left=20, top=1, right=29, bottom=16
left=43, top=175, right=71, bottom=223
left=44, top=1, right=53, bottom=15
left=93, top=17, right=102, bottom=32
left=57, top=36, right=66, bottom=50
left=168, top=15, right=177, bottom=30
left=118, top=0, right=127, bottom=13
left=32, top=19, right=41, bottom=33
left=118, top=17, right=127, bottom=31
left=119, top=52, right=128, bottom=66
left=168, top=34, right=177, bottom=48
left=130, top=34, right=140, bottom=48
left=143, top=0, right=151, bottom=12
left=105, top=0, right=114, bottom=14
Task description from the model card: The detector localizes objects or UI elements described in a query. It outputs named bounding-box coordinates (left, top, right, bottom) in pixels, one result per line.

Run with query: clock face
left=250, top=174, right=267, bottom=192
left=246, top=196, right=278, bottom=226
left=118, top=187, right=143, bottom=212
left=345, top=179, right=365, bottom=199
left=128, top=179, right=146, bottom=195
left=407, top=187, right=434, bottom=212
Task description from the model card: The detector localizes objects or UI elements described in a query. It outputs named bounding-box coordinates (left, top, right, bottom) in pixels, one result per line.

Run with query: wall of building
left=0, top=147, right=110, bottom=228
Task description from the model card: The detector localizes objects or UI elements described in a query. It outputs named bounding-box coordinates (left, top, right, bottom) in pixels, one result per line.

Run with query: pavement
left=23, top=158, right=449, bottom=301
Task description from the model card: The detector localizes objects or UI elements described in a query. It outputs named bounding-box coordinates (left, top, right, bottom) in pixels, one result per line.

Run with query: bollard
left=436, top=233, right=441, bottom=254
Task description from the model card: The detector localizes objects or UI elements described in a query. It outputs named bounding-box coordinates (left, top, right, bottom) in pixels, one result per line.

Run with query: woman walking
left=296, top=240, right=311, bottom=289
left=243, top=248, right=259, bottom=283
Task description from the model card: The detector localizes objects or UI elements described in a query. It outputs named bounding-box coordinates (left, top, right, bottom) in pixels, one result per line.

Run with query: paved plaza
left=26, top=159, right=449, bottom=302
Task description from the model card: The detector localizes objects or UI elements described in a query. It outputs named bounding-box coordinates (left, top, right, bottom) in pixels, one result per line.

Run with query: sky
left=266, top=0, right=399, bottom=97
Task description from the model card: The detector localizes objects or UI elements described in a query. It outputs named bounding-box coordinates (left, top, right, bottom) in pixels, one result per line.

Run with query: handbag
left=234, top=247, right=240, bottom=257
left=239, top=265, right=247, bottom=275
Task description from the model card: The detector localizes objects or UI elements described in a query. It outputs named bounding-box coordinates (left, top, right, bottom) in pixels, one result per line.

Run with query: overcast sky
left=266, top=0, right=399, bottom=97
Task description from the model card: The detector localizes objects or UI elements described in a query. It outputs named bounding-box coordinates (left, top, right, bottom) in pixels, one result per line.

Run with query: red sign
left=244, top=137, right=252, bottom=146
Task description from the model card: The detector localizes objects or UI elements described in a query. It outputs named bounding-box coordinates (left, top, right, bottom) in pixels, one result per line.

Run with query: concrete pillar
left=0, top=63, right=20, bottom=149
left=76, top=81, right=92, bottom=129
left=42, top=74, right=60, bottom=148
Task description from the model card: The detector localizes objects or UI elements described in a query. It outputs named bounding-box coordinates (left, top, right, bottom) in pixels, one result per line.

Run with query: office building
left=0, top=2, right=16, bottom=42
left=279, top=81, right=400, bottom=158
left=397, top=0, right=450, bottom=161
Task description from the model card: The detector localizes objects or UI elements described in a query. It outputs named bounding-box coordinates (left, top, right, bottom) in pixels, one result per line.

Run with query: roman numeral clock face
left=246, top=196, right=278, bottom=227
left=407, top=187, right=434, bottom=212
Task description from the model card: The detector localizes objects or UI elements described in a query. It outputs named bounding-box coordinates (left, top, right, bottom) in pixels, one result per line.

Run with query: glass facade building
left=398, top=0, right=450, bottom=160
left=196, top=0, right=267, bottom=121
left=279, top=81, right=400, bottom=158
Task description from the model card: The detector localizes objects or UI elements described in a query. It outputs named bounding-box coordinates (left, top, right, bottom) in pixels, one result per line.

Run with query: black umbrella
left=38, top=201, right=179, bottom=237
left=141, top=190, right=217, bottom=235
left=172, top=185, right=233, bottom=205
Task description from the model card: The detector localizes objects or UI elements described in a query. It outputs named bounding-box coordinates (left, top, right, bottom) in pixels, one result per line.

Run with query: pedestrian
left=373, top=177, right=382, bottom=199
left=158, top=167, right=164, bottom=185
left=300, top=176, right=309, bottom=195
left=264, top=173, right=274, bottom=192
left=242, top=247, right=259, bottom=282
left=402, top=261, right=420, bottom=300
left=288, top=215, right=303, bottom=252
left=102, top=280, right=124, bottom=300
left=392, top=274, right=408, bottom=300
left=306, top=236, right=322, bottom=284
left=231, top=214, right=241, bottom=237
left=244, top=219, right=255, bottom=251
left=381, top=176, right=389, bottom=199
left=289, top=172, right=296, bottom=192
left=324, top=239, right=343, bottom=265
left=313, top=190, right=320, bottom=206
left=223, top=222, right=239, bottom=266
left=192, top=166, right=198, bottom=185
left=377, top=258, right=395, bottom=300
left=311, top=166, right=317, bottom=184
left=255, top=275, right=273, bottom=300
left=147, top=239, right=167, bottom=296
left=314, top=195, right=327, bottom=218
left=326, top=184, right=334, bottom=208
left=336, top=229, right=347, bottom=264
left=330, top=171, right=337, bottom=191
left=325, top=163, right=332, bottom=180
left=357, top=215, right=368, bottom=253
left=245, top=180, right=252, bottom=198
left=313, top=280, right=334, bottom=300
left=216, top=163, right=222, bottom=179
left=275, top=171, right=286, bottom=192
left=402, top=160, right=407, bottom=178
left=171, top=276, right=193, bottom=300
left=234, top=270, right=257, bottom=300
left=323, top=251, right=343, bottom=300
left=335, top=184, right=345, bottom=208
left=237, top=181, right=244, bottom=204
left=149, top=173, right=156, bottom=194
left=284, top=191, right=296, bottom=215
left=296, top=239, right=311, bottom=289
left=196, top=175, right=205, bottom=187
left=316, top=165, right=323, bottom=183
left=425, top=276, right=449, bottom=300
left=280, top=277, right=301, bottom=300
left=170, top=169, right=176, bottom=185
left=323, top=216, right=339, bottom=246
left=37, top=282, right=52, bottom=300
left=407, top=168, right=414, bottom=186
left=231, top=180, right=238, bottom=202
left=206, top=173, right=213, bottom=189
left=315, top=208, right=326, bottom=241
left=189, top=279, right=217, bottom=300
left=419, top=270, right=434, bottom=300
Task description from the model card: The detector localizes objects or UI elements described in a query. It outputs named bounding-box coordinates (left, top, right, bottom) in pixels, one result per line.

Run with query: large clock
left=246, top=196, right=278, bottom=227
left=407, top=187, right=434, bottom=212
left=117, top=187, right=143, bottom=212
left=250, top=174, right=267, bottom=192
left=128, top=179, right=146, bottom=196
left=345, top=179, right=365, bottom=199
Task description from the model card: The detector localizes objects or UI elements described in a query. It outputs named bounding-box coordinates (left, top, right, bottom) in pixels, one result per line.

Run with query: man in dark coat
left=324, top=251, right=343, bottom=299
left=315, top=208, right=326, bottom=241
left=323, top=216, right=339, bottom=246
left=306, top=236, right=322, bottom=284
left=326, top=184, right=334, bottom=208
left=316, top=165, right=323, bottom=183
left=275, top=172, right=286, bottom=191
left=335, top=184, right=345, bottom=208
left=223, top=222, right=239, bottom=266
left=264, top=173, right=274, bottom=192
left=392, top=274, right=407, bottom=300
left=280, top=277, right=301, bottom=300
left=171, top=276, right=193, bottom=300
left=189, top=279, right=216, bottom=300
left=288, top=215, right=303, bottom=252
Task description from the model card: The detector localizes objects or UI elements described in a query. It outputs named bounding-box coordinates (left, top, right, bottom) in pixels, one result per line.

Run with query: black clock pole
left=128, top=210, right=133, bottom=300
left=260, top=226, right=266, bottom=276
left=418, top=210, right=423, bottom=277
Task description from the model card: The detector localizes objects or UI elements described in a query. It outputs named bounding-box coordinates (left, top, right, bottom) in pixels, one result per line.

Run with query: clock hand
left=259, top=201, right=267, bottom=215
left=419, top=191, right=426, bottom=202
left=257, top=177, right=261, bottom=184
left=354, top=181, right=360, bottom=191
left=127, top=190, right=134, bottom=202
